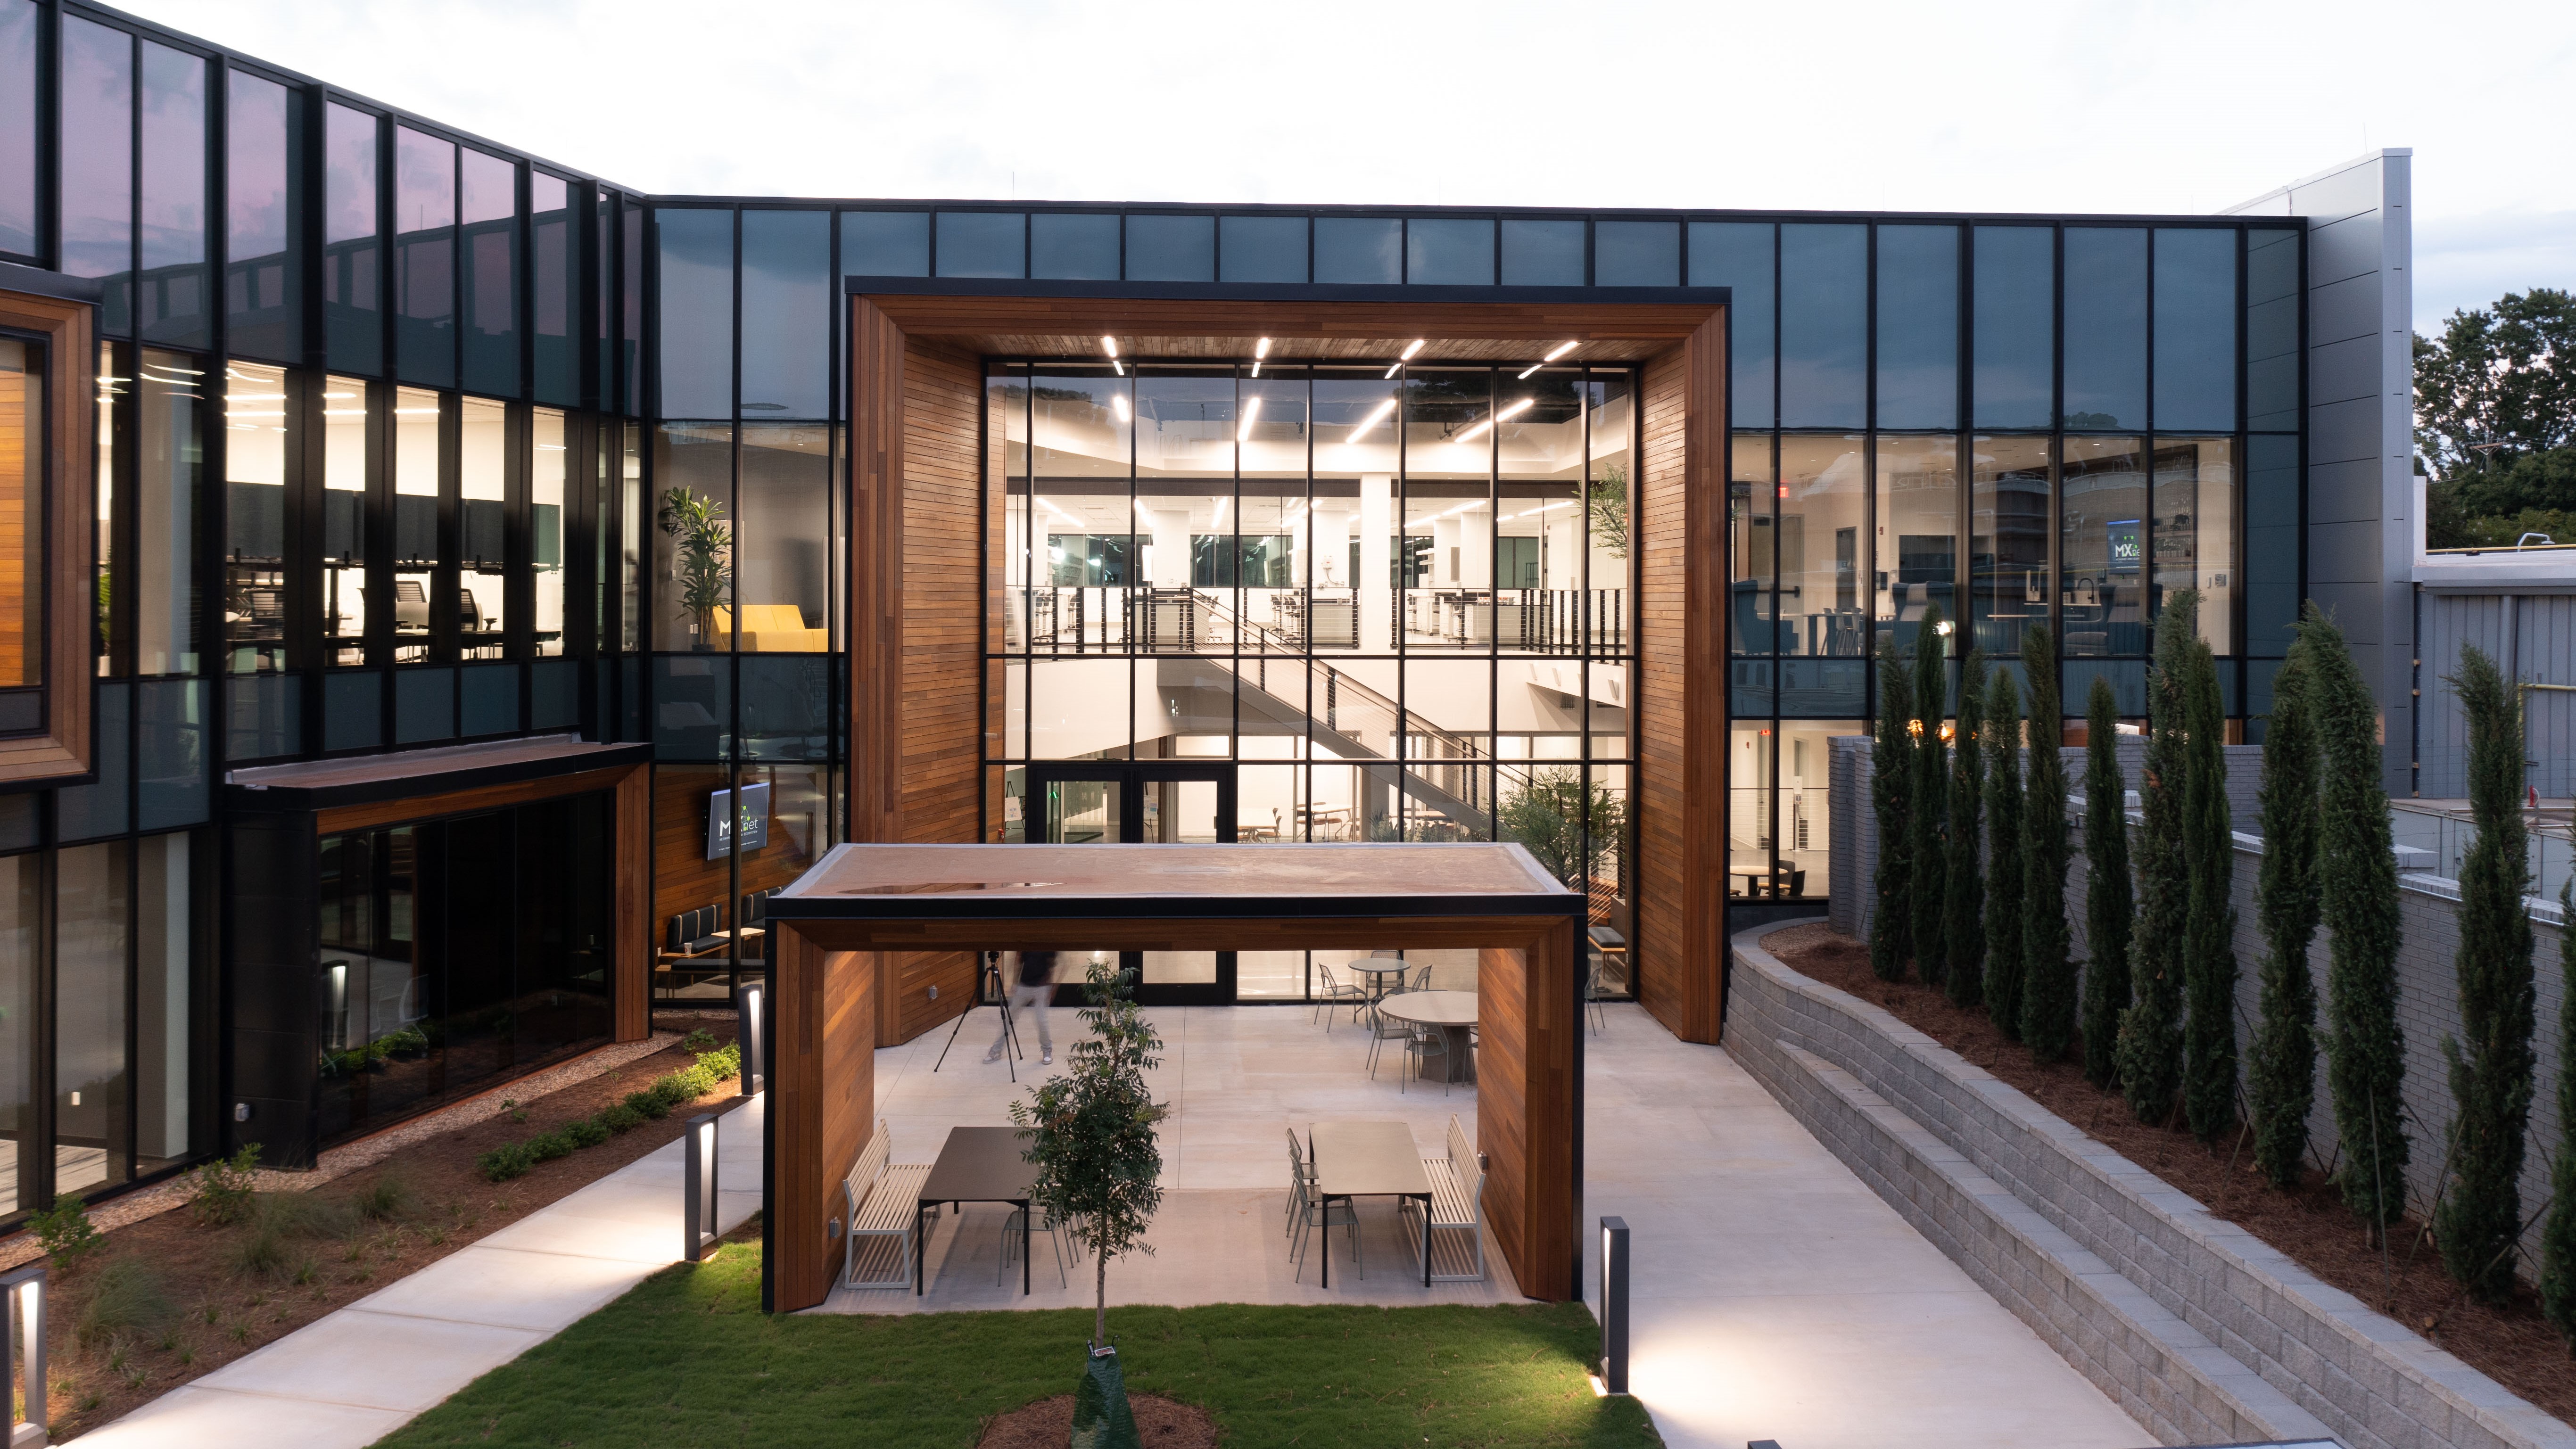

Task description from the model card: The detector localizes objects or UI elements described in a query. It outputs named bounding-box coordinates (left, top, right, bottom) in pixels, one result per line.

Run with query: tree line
left=1866, top=601, right=2576, bottom=1344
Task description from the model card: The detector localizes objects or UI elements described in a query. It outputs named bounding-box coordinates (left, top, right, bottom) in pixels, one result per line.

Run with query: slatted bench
left=841, top=1120, right=932, bottom=1289
left=1412, top=1113, right=1486, bottom=1282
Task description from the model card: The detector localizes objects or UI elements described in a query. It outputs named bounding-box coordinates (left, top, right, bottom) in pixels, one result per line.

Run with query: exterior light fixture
left=1385, top=338, right=1427, bottom=379
left=1100, top=337, right=1117, bottom=358
left=1519, top=340, right=1580, bottom=379
left=1907, top=718, right=1924, bottom=739
left=2, top=1261, right=46, bottom=1440
left=1939, top=721, right=1956, bottom=744
left=683, top=1111, right=722, bottom=1261
left=1594, top=1217, right=1629, bottom=1396
left=737, top=980, right=767, bottom=1095
left=1934, top=618, right=1953, bottom=636
left=1255, top=338, right=1272, bottom=358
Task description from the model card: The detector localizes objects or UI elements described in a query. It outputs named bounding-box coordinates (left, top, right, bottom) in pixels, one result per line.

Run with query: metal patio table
left=1345, top=955, right=1412, bottom=1000
left=1309, top=1120, right=1434, bottom=1287
left=1372, top=989, right=1478, bottom=1084
left=916, top=1126, right=1039, bottom=1295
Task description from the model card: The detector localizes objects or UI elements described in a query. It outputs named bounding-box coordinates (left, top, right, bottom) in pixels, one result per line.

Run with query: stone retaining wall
left=1727, top=930, right=2575, bottom=1449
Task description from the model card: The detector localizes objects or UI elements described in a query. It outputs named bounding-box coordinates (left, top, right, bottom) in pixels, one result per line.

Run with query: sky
left=124, top=0, right=2576, bottom=340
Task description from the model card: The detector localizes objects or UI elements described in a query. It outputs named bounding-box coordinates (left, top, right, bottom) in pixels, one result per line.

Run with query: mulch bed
left=1761, top=922, right=2576, bottom=1425
left=977, top=1392, right=1219, bottom=1449
left=33, top=1014, right=742, bottom=1441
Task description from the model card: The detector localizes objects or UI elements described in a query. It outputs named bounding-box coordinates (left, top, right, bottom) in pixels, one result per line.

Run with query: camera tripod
left=933, top=952, right=1023, bottom=1081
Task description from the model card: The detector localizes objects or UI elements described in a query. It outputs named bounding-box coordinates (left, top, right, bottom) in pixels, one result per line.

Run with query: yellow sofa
left=711, top=604, right=829, bottom=652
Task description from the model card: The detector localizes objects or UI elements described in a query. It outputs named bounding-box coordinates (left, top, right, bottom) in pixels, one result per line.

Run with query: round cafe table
left=1372, top=990, right=1477, bottom=1084
left=1344, top=956, right=1412, bottom=1001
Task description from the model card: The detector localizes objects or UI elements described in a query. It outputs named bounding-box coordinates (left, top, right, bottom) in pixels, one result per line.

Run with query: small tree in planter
left=2541, top=877, right=2576, bottom=1350
left=657, top=485, right=734, bottom=650
left=2019, top=625, right=2077, bottom=1061
left=2080, top=675, right=2134, bottom=1089
left=1869, top=633, right=1917, bottom=982
left=1982, top=665, right=2026, bottom=1037
left=2180, top=635, right=2239, bottom=1143
left=1498, top=766, right=1626, bottom=892
left=2249, top=649, right=2321, bottom=1189
left=2116, top=591, right=2195, bottom=1124
left=1908, top=607, right=1951, bottom=986
left=1012, top=959, right=1165, bottom=1449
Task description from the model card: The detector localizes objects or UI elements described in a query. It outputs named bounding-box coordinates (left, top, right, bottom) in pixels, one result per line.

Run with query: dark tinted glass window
left=2154, top=228, right=2236, bottom=432
left=1874, top=224, right=1957, bottom=429
left=1691, top=222, right=1773, bottom=427
left=841, top=210, right=928, bottom=277
left=740, top=209, right=829, bottom=419
left=1595, top=221, right=1679, bottom=287
left=2246, top=229, right=2298, bottom=431
left=1219, top=215, right=1304, bottom=283
left=0, top=0, right=33, bottom=257
left=393, top=127, right=455, bottom=387
left=224, top=71, right=299, bottom=362
left=1314, top=217, right=1400, bottom=284
left=531, top=173, right=575, bottom=405
left=936, top=212, right=1022, bottom=278
left=2244, top=432, right=2297, bottom=656
left=138, top=41, right=208, bottom=349
left=1779, top=223, right=1864, bottom=428
left=620, top=198, right=642, bottom=413
left=1973, top=225, right=2052, bottom=428
left=1408, top=218, right=1494, bottom=285
left=1032, top=212, right=1118, bottom=280
left=460, top=149, right=518, bottom=396
left=2062, top=228, right=2145, bottom=429
left=324, top=103, right=381, bottom=372
left=1126, top=214, right=1214, bottom=282
left=656, top=208, right=733, bottom=420
left=59, top=18, right=133, bottom=305
left=1499, top=219, right=1582, bottom=286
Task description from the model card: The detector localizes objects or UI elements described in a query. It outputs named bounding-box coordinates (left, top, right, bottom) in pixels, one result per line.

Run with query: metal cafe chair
left=1313, top=961, right=1368, bottom=1031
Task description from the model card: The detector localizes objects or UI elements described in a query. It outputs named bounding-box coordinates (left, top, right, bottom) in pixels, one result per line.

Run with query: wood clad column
left=1476, top=920, right=1578, bottom=1302
left=769, top=925, right=875, bottom=1314
left=849, top=297, right=907, bottom=844
left=613, top=763, right=652, bottom=1041
left=1635, top=307, right=1727, bottom=1044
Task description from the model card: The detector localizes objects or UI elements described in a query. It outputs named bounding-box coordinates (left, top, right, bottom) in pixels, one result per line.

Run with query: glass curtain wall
left=985, top=355, right=1640, bottom=1000
left=1725, top=219, right=2294, bottom=903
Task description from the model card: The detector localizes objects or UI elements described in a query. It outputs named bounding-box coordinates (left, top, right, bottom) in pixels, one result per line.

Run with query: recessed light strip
left=1345, top=398, right=1397, bottom=443
left=1453, top=396, right=1537, bottom=445
left=1518, top=340, right=1580, bottom=379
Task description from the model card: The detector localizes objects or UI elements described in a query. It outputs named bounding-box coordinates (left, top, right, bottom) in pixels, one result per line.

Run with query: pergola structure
left=758, top=841, right=1585, bottom=1313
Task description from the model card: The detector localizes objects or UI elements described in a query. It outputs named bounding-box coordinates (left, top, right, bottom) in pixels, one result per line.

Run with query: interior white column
left=1457, top=501, right=1493, bottom=587
left=1143, top=506, right=1192, bottom=587
left=1359, top=475, right=1392, bottom=650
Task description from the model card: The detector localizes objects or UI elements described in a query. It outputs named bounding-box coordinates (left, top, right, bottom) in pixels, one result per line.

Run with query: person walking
left=986, top=948, right=1058, bottom=1066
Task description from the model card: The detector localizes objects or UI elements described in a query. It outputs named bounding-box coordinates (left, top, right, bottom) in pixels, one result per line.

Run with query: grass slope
left=378, top=1238, right=1661, bottom=1448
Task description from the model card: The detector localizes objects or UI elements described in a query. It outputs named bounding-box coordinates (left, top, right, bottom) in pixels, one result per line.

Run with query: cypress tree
left=2021, top=626, right=2077, bottom=1061
left=2180, top=635, right=2240, bottom=1143
left=1984, top=667, right=2027, bottom=1037
left=2433, top=645, right=2537, bottom=1305
left=2305, top=605, right=2409, bottom=1236
left=2080, top=675, right=2134, bottom=1090
left=2540, top=878, right=2576, bottom=1351
left=1868, top=632, right=1916, bottom=982
left=1945, top=650, right=1988, bottom=1009
left=2117, top=590, right=2197, bottom=1125
left=1908, top=607, right=1950, bottom=986
left=2249, top=650, right=2321, bottom=1189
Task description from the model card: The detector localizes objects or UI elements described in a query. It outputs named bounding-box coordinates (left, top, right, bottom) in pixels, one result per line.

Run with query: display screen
left=705, top=781, right=771, bottom=859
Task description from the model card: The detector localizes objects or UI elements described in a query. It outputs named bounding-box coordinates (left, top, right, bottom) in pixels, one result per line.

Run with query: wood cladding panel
left=0, top=289, right=93, bottom=785
left=773, top=927, right=874, bottom=1313
left=849, top=298, right=906, bottom=845
left=649, top=767, right=820, bottom=930
left=860, top=295, right=1723, bottom=349
left=1635, top=341, right=1695, bottom=1042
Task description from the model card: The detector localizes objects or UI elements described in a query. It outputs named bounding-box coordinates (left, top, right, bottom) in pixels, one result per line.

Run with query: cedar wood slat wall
left=769, top=910, right=1576, bottom=1312
left=0, top=288, right=95, bottom=785
left=311, top=762, right=654, bottom=1044
left=0, top=361, right=27, bottom=684
left=1634, top=310, right=1726, bottom=1043
left=649, top=767, right=818, bottom=928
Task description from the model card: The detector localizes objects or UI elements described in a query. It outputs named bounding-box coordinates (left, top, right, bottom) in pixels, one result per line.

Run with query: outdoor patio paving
left=850, top=998, right=2150, bottom=1449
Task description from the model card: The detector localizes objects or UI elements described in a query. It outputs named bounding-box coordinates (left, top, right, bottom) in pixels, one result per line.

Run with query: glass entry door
left=1025, top=763, right=1235, bottom=1005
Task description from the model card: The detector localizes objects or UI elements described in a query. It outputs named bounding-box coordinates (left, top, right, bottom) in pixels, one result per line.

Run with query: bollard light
left=1, top=1260, right=45, bottom=1441
left=683, top=1112, right=721, bottom=1261
left=735, top=980, right=766, bottom=1096
left=1597, top=1216, right=1629, bottom=1396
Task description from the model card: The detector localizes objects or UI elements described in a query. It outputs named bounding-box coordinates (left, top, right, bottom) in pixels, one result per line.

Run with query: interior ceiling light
left=1384, top=338, right=1428, bottom=379
left=1100, top=337, right=1118, bottom=358
left=1112, top=393, right=1131, bottom=422
left=1346, top=398, right=1398, bottom=444
left=1454, top=396, right=1536, bottom=445
left=1519, top=340, right=1580, bottom=379
left=1252, top=335, right=1270, bottom=377
left=1237, top=395, right=1263, bottom=443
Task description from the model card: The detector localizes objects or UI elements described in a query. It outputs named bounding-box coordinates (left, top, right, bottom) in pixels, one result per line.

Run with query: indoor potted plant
left=657, top=485, right=734, bottom=650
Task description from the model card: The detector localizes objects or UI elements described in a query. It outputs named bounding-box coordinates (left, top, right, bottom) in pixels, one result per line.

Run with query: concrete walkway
left=78, top=1095, right=764, bottom=1449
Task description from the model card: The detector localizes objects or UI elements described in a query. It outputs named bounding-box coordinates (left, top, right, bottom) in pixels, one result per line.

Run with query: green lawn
left=378, top=1238, right=1661, bottom=1448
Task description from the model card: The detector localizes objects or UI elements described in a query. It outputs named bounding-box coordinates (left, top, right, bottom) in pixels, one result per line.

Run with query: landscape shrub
left=1869, top=632, right=1917, bottom=982
left=231, top=1222, right=291, bottom=1278
left=597, top=1103, right=643, bottom=1134
left=566, top=1117, right=611, bottom=1149
left=624, top=1089, right=671, bottom=1121
left=188, top=1144, right=263, bottom=1227
left=353, top=1170, right=418, bottom=1224
left=2017, top=624, right=2076, bottom=1061
left=75, top=1258, right=173, bottom=1351
left=32, top=1193, right=103, bottom=1270
left=682, top=1027, right=718, bottom=1052
left=529, top=1131, right=577, bottom=1163
left=2250, top=649, right=2321, bottom=1189
left=2079, top=675, right=2134, bottom=1089
left=2116, top=591, right=2195, bottom=1123
left=477, top=1141, right=536, bottom=1182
